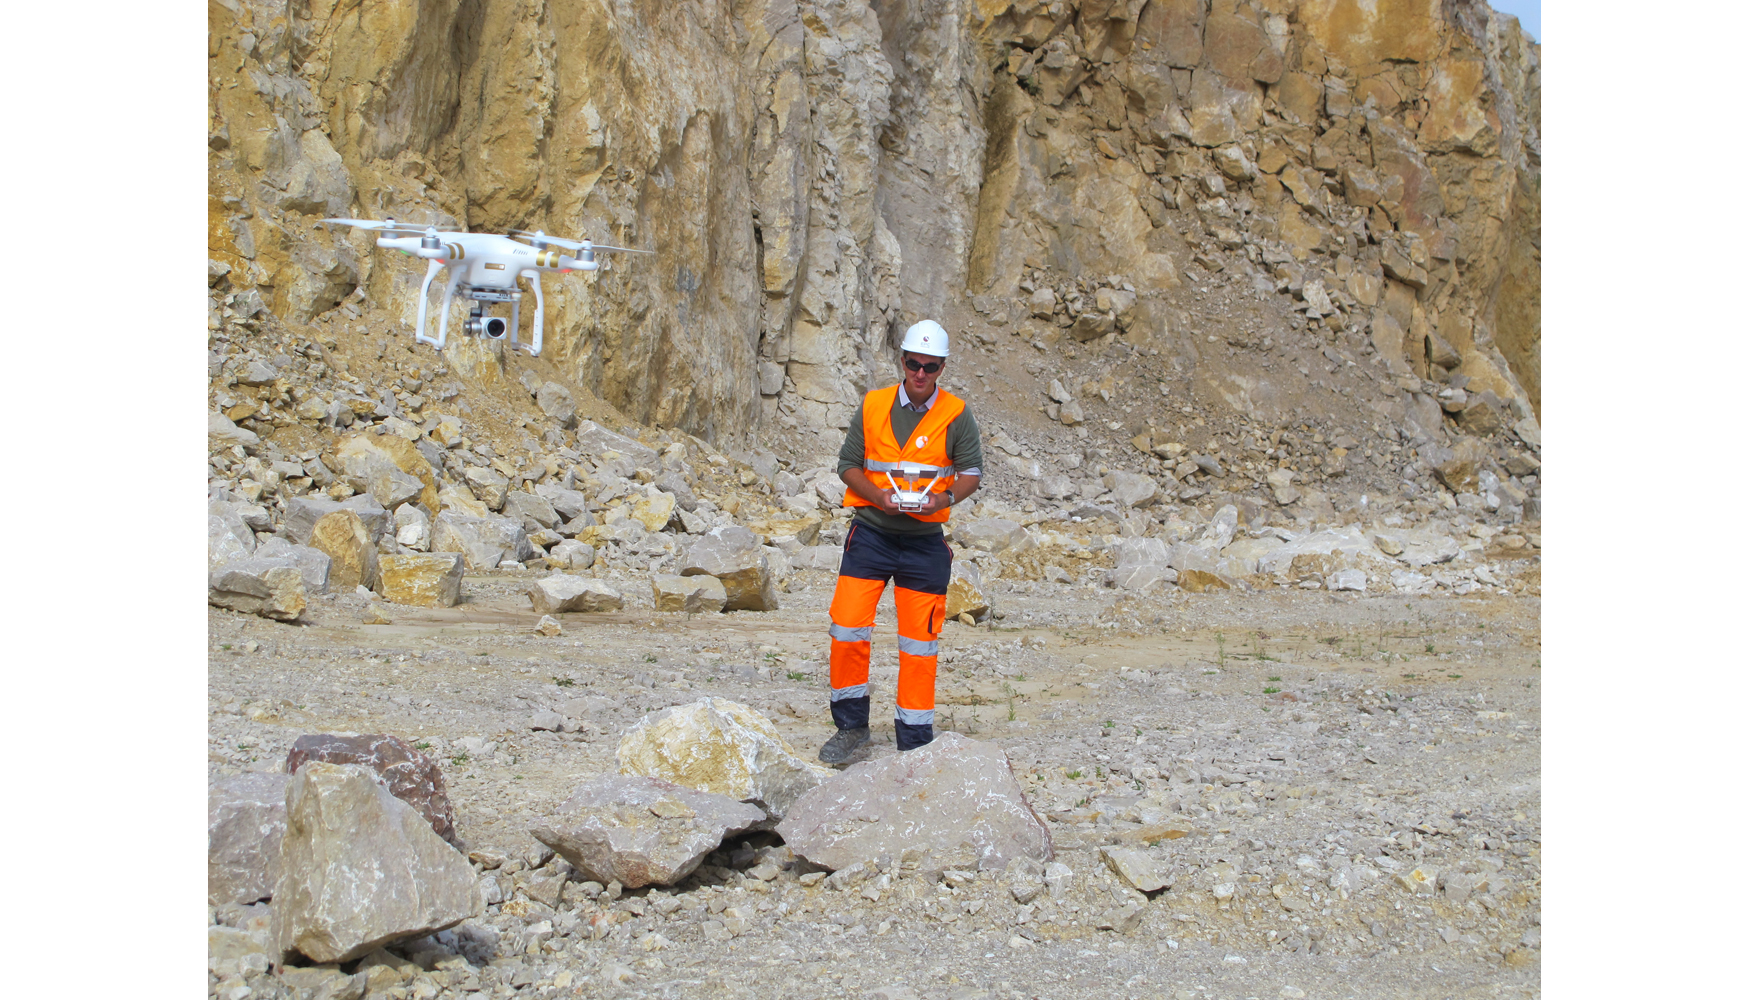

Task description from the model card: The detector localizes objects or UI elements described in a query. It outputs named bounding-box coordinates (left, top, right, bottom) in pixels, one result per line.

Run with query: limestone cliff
left=209, top=0, right=1539, bottom=460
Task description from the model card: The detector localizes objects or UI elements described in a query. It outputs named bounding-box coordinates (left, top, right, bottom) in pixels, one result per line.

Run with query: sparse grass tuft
left=553, top=676, right=575, bottom=687
left=786, top=670, right=808, bottom=682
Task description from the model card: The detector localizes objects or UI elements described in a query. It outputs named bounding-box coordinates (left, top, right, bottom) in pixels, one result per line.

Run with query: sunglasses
left=904, top=358, right=943, bottom=374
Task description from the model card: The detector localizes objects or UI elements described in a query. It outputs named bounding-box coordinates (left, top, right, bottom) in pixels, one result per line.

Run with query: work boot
left=818, top=726, right=871, bottom=765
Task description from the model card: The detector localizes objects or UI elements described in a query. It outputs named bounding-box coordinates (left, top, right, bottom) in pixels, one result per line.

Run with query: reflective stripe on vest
left=844, top=384, right=966, bottom=524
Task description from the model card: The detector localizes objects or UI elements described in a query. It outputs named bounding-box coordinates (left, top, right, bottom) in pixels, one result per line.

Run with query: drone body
left=322, top=218, right=651, bottom=358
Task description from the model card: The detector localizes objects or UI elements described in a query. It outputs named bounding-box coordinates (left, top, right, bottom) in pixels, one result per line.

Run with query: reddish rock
left=286, top=734, right=458, bottom=847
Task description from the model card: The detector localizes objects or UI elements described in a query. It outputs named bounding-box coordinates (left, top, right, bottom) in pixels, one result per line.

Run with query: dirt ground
left=209, top=564, right=1540, bottom=1000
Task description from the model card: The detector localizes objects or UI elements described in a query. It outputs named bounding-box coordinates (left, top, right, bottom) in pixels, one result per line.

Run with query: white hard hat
left=900, top=319, right=950, bottom=357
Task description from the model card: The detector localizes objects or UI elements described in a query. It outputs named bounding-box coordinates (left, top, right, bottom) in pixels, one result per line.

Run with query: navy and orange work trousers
left=827, top=521, right=951, bottom=751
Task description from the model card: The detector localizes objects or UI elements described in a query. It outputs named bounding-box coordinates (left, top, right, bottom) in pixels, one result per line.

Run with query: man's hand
left=915, top=491, right=952, bottom=517
left=842, top=468, right=903, bottom=516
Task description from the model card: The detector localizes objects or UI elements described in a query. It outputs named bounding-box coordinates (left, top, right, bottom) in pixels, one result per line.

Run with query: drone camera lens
left=484, top=318, right=507, bottom=338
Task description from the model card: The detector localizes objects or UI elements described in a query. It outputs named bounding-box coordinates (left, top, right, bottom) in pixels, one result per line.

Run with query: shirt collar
left=898, top=383, right=939, bottom=413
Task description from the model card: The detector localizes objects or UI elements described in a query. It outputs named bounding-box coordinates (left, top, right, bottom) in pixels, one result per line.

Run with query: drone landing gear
left=414, top=271, right=543, bottom=357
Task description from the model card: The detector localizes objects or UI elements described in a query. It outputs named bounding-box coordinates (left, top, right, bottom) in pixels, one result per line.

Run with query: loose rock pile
left=210, top=703, right=1082, bottom=995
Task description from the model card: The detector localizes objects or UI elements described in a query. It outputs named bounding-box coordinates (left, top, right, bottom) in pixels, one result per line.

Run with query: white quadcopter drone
left=872, top=461, right=954, bottom=513
left=320, top=217, right=651, bottom=357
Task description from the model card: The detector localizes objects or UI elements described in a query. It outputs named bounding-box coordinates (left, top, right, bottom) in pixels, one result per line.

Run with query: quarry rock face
left=209, top=0, right=1539, bottom=460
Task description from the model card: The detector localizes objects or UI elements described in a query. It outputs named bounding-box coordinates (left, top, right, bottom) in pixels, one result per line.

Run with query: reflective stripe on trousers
left=827, top=522, right=950, bottom=730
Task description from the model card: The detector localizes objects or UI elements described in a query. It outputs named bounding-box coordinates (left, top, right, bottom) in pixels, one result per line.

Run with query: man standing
left=819, top=320, right=984, bottom=764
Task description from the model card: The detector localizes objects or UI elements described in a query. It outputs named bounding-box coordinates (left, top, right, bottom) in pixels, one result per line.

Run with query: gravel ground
left=210, top=565, right=1540, bottom=999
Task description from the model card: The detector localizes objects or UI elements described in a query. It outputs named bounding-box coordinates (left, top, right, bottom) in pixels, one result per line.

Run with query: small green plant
left=1216, top=632, right=1227, bottom=667
left=644, top=654, right=657, bottom=663
left=1075, top=796, right=1090, bottom=807
left=1015, top=673, right=1028, bottom=682
left=450, top=753, right=470, bottom=767
left=414, top=741, right=432, bottom=750
left=1204, top=670, right=1218, bottom=675
left=1095, top=765, right=1105, bottom=780
left=1067, top=769, right=1083, bottom=780
left=1103, top=720, right=1116, bottom=729
left=1268, top=675, right=1282, bottom=682
left=1321, top=636, right=1341, bottom=646
left=477, top=650, right=489, bottom=656
left=236, top=743, right=254, bottom=752
left=220, top=644, right=232, bottom=651
left=1425, top=643, right=1435, bottom=654
left=786, top=670, right=808, bottom=682
left=1448, top=674, right=1462, bottom=680
left=1133, top=727, right=1142, bottom=736
left=1263, top=687, right=1281, bottom=694
left=553, top=676, right=575, bottom=687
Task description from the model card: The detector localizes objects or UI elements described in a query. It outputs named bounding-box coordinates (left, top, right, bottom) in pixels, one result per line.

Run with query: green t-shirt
left=836, top=387, right=984, bottom=536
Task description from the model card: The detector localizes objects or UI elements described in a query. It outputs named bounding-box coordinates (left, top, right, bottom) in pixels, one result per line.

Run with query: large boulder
left=650, top=574, right=728, bottom=613
left=617, top=698, right=830, bottom=821
left=282, top=495, right=388, bottom=545
left=210, top=561, right=306, bottom=621
left=463, top=466, right=511, bottom=510
left=1266, top=468, right=1301, bottom=506
left=378, top=553, right=464, bottom=607
left=777, top=732, right=1053, bottom=872
left=1254, top=525, right=1391, bottom=577
left=503, top=490, right=560, bottom=530
left=630, top=486, right=677, bottom=532
left=432, top=512, right=534, bottom=570
left=253, top=538, right=333, bottom=594
left=529, top=776, right=764, bottom=888
left=1110, top=537, right=1177, bottom=591
left=209, top=772, right=291, bottom=905
left=680, top=526, right=778, bottom=611
left=285, top=734, right=459, bottom=847
left=528, top=574, right=624, bottom=614
left=653, top=471, right=699, bottom=512
left=272, top=763, right=476, bottom=964
left=308, top=509, right=380, bottom=591
left=575, top=420, right=659, bottom=468
left=210, top=410, right=260, bottom=450
left=548, top=539, right=597, bottom=570
left=533, top=483, right=590, bottom=521
left=1371, top=527, right=1462, bottom=567
left=1103, top=470, right=1159, bottom=508
left=955, top=518, right=1027, bottom=554
left=536, top=381, right=579, bottom=429
left=208, top=506, right=256, bottom=570
left=334, top=432, right=437, bottom=512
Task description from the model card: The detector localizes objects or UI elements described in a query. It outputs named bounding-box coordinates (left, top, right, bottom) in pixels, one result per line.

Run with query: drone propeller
left=508, top=229, right=653, bottom=254
left=322, top=217, right=461, bottom=235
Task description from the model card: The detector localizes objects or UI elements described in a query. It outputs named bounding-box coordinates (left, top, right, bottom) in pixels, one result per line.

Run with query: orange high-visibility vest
left=844, top=384, right=966, bottom=523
